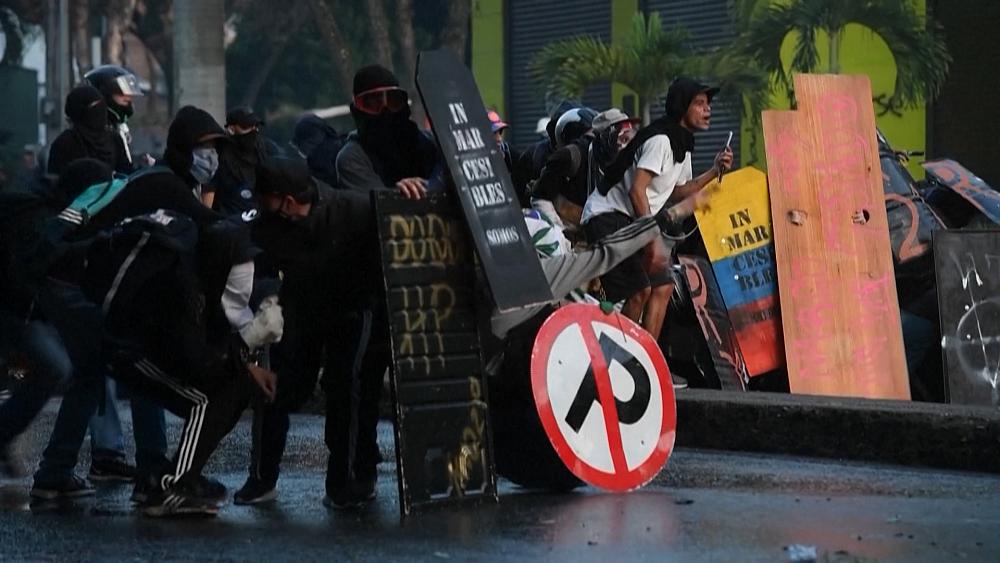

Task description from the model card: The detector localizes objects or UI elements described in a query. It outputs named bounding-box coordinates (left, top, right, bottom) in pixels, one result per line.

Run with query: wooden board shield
left=373, top=191, right=498, bottom=516
left=415, top=49, right=553, bottom=313
left=933, top=230, right=1000, bottom=406
left=694, top=166, right=784, bottom=376
left=923, top=159, right=1000, bottom=225
left=762, top=74, right=909, bottom=399
left=677, top=254, right=750, bottom=391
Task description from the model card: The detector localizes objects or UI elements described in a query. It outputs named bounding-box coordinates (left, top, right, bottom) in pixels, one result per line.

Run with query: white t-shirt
left=581, top=134, right=693, bottom=223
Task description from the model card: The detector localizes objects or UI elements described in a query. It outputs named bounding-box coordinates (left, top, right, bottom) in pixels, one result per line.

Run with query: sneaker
left=323, top=480, right=376, bottom=510
left=30, top=475, right=96, bottom=500
left=0, top=442, right=28, bottom=478
left=194, top=475, right=227, bottom=502
left=234, top=478, right=277, bottom=505
left=672, top=374, right=689, bottom=389
left=141, top=488, right=219, bottom=518
left=89, top=456, right=136, bottom=483
left=133, top=474, right=226, bottom=503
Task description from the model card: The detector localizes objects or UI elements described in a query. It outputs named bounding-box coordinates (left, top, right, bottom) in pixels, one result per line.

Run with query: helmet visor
left=115, top=74, right=144, bottom=97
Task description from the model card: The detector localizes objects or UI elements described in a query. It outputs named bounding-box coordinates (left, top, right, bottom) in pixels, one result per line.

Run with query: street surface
left=0, top=401, right=998, bottom=562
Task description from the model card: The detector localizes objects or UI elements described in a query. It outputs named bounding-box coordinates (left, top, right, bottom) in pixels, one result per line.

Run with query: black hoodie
left=72, top=106, right=227, bottom=240
left=48, top=86, right=124, bottom=176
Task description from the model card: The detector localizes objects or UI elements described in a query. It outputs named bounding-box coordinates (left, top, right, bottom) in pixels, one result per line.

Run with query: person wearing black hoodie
left=292, top=113, right=342, bottom=188
left=581, top=78, right=733, bottom=358
left=47, top=85, right=127, bottom=176
left=31, top=106, right=278, bottom=516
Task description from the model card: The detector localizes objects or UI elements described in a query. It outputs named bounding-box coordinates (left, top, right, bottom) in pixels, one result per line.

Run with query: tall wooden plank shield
left=415, top=49, right=553, bottom=312
left=694, top=166, right=784, bottom=376
left=373, top=191, right=498, bottom=516
left=933, top=230, right=1000, bottom=406
left=762, top=74, right=909, bottom=399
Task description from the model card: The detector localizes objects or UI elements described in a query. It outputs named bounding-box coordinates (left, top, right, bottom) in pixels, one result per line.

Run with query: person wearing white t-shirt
left=581, top=77, right=733, bottom=347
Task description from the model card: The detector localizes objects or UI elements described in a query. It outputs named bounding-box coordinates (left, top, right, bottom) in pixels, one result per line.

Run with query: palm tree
left=735, top=0, right=950, bottom=113
left=532, top=12, right=769, bottom=125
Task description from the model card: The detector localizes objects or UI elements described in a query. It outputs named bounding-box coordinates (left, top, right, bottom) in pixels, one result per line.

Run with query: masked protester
left=581, top=78, right=733, bottom=389
left=32, top=106, right=277, bottom=517
left=84, top=65, right=144, bottom=172
left=237, top=157, right=411, bottom=509
left=513, top=100, right=579, bottom=198
left=292, top=114, right=342, bottom=189
left=48, top=86, right=123, bottom=176
left=530, top=107, right=600, bottom=230
left=202, top=107, right=280, bottom=221
left=336, top=64, right=442, bottom=198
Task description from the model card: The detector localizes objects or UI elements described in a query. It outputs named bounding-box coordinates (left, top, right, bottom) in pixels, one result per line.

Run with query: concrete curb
left=674, top=389, right=1000, bottom=474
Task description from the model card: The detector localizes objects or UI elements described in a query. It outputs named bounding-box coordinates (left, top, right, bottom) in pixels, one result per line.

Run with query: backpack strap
left=57, top=166, right=173, bottom=226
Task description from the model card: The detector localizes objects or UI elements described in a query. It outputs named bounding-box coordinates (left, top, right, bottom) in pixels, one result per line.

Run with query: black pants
left=247, top=307, right=387, bottom=495
left=111, top=351, right=253, bottom=490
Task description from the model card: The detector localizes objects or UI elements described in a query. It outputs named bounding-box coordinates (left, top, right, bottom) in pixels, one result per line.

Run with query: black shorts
left=583, top=212, right=672, bottom=303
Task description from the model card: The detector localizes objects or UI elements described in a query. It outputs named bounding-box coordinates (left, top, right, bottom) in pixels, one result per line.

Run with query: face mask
left=232, top=131, right=259, bottom=155
left=190, top=147, right=219, bottom=185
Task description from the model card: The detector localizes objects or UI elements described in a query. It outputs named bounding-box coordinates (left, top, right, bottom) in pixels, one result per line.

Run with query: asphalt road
left=0, top=401, right=998, bottom=562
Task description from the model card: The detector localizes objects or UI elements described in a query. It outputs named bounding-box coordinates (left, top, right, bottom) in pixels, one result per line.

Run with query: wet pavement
left=1, top=401, right=999, bottom=562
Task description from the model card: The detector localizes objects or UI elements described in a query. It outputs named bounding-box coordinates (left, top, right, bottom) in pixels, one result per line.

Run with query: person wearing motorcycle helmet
left=84, top=65, right=144, bottom=171
left=513, top=100, right=579, bottom=199
left=531, top=107, right=600, bottom=229
left=553, top=107, right=598, bottom=148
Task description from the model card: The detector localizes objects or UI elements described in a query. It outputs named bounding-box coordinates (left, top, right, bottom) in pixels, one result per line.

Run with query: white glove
left=239, top=295, right=284, bottom=350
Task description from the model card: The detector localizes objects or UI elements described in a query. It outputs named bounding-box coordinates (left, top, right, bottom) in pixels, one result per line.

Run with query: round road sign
left=530, top=303, right=677, bottom=492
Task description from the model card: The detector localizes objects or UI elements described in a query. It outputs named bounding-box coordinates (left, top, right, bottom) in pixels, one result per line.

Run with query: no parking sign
left=530, top=304, right=677, bottom=492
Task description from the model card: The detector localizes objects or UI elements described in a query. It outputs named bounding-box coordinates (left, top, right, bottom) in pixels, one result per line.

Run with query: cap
left=226, top=106, right=265, bottom=128
left=487, top=110, right=509, bottom=133
left=592, top=108, right=636, bottom=133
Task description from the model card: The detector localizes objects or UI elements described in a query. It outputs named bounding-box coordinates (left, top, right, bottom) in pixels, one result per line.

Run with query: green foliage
left=735, top=0, right=951, bottom=110
left=532, top=12, right=768, bottom=126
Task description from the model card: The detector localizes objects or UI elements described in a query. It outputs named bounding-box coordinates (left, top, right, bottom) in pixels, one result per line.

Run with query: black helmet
left=84, top=65, right=143, bottom=121
left=554, top=107, right=598, bottom=147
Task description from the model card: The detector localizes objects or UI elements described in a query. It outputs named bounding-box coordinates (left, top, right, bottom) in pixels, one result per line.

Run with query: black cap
left=226, top=106, right=264, bottom=128
left=353, top=65, right=399, bottom=97
left=256, top=157, right=316, bottom=201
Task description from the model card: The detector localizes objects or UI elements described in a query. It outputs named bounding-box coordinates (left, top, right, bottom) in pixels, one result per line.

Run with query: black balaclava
left=164, top=106, right=228, bottom=186
left=65, top=85, right=116, bottom=167
left=599, top=77, right=717, bottom=195
left=349, top=65, right=432, bottom=185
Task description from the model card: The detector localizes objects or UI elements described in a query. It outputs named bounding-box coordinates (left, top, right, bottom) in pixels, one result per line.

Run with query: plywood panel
left=762, top=74, right=909, bottom=399
left=695, top=166, right=785, bottom=376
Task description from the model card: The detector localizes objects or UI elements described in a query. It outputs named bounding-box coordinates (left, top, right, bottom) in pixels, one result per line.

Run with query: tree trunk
left=828, top=28, right=842, bottom=74
left=395, top=0, right=425, bottom=126
left=241, top=3, right=308, bottom=108
left=0, top=8, right=24, bottom=66
left=642, top=99, right=652, bottom=126
left=104, top=0, right=137, bottom=65
left=364, top=0, right=393, bottom=69
left=440, top=0, right=470, bottom=62
left=70, top=0, right=91, bottom=75
left=308, top=0, right=355, bottom=100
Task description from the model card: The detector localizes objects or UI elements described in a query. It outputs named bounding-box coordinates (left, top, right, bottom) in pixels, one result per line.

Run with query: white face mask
left=190, top=147, right=219, bottom=185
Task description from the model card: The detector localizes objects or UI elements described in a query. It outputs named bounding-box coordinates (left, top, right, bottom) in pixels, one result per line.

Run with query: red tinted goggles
left=353, top=87, right=409, bottom=115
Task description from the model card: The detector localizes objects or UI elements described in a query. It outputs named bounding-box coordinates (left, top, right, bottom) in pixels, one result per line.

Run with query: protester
left=29, top=106, right=255, bottom=512
left=292, top=114, right=342, bottom=189
left=239, top=157, right=412, bottom=509
left=336, top=64, right=442, bottom=197
left=581, top=78, right=733, bottom=389
left=513, top=100, right=578, bottom=198
left=84, top=65, right=145, bottom=172
left=203, top=106, right=279, bottom=221
left=48, top=86, right=126, bottom=176
left=530, top=106, right=599, bottom=230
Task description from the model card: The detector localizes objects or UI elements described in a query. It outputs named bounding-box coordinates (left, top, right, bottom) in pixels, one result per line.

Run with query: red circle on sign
left=530, top=303, right=676, bottom=492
